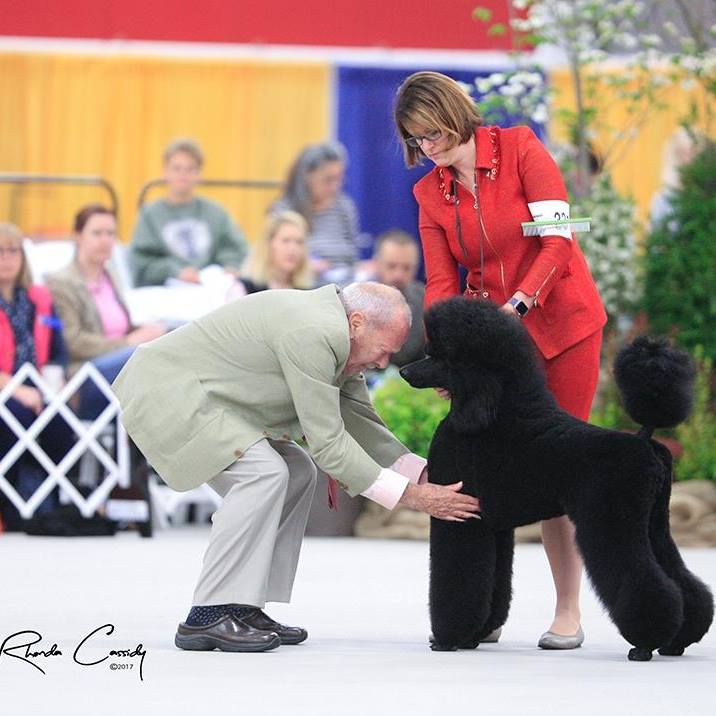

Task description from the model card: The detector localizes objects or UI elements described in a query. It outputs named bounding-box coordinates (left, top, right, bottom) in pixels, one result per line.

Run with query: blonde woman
left=240, top=211, right=314, bottom=293
left=0, top=224, right=74, bottom=530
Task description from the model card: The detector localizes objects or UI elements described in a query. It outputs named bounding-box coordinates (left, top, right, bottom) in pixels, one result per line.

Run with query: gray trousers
left=191, top=438, right=318, bottom=608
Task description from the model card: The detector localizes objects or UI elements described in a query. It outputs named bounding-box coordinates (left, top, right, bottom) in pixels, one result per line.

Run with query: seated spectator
left=372, top=229, right=425, bottom=367
left=0, top=223, right=74, bottom=531
left=239, top=211, right=314, bottom=293
left=129, top=138, right=249, bottom=287
left=46, top=205, right=165, bottom=420
left=269, top=141, right=360, bottom=286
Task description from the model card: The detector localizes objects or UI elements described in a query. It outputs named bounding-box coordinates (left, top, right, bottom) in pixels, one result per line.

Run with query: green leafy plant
left=643, top=141, right=716, bottom=360
left=589, top=394, right=634, bottom=432
left=675, top=348, right=716, bottom=482
left=372, top=378, right=449, bottom=458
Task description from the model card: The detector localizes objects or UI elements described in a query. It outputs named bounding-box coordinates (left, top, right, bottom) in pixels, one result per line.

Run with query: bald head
left=340, top=282, right=411, bottom=375
left=340, top=281, right=412, bottom=329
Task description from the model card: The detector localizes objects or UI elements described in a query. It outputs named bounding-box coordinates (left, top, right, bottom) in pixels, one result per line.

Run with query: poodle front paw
left=430, top=642, right=459, bottom=651
left=429, top=634, right=460, bottom=651
left=457, top=640, right=481, bottom=650
left=628, top=647, right=653, bottom=661
left=658, top=646, right=685, bottom=656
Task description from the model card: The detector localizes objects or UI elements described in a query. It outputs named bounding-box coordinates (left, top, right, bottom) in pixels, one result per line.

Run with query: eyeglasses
left=405, top=129, right=443, bottom=148
left=0, top=247, right=22, bottom=259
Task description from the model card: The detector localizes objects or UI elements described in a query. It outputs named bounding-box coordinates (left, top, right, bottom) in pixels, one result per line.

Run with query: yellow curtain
left=0, top=52, right=331, bottom=244
left=547, top=66, right=714, bottom=228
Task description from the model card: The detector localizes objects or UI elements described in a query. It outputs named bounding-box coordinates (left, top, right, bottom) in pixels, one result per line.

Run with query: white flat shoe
left=480, top=627, right=502, bottom=643
left=538, top=626, right=584, bottom=650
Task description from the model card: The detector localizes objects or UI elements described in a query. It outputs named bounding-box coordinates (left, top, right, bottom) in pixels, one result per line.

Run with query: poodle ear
left=449, top=368, right=503, bottom=433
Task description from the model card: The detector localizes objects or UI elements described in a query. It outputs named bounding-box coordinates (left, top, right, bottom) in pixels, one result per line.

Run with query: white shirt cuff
left=360, top=469, right=410, bottom=510
left=390, top=452, right=428, bottom=485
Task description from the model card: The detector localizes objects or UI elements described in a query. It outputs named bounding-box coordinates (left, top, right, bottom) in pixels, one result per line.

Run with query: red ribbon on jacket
left=326, top=475, right=339, bottom=511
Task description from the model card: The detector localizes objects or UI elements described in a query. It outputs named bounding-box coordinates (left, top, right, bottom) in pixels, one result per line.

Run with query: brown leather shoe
left=239, top=608, right=308, bottom=645
left=175, top=613, right=281, bottom=652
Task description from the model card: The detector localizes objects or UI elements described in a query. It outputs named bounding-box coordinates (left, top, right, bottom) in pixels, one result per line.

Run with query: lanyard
left=449, top=166, right=488, bottom=299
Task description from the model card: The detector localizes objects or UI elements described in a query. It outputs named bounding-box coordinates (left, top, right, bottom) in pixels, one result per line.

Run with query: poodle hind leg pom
left=648, top=476, right=714, bottom=655
left=574, top=518, right=684, bottom=661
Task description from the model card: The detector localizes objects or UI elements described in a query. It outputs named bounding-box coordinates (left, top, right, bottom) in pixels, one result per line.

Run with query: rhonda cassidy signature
left=0, top=624, right=147, bottom=681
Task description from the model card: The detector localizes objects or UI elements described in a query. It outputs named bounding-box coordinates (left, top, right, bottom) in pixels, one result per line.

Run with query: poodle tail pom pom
left=613, top=336, right=696, bottom=432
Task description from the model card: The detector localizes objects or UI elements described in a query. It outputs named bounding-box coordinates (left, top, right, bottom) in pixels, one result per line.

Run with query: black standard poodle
left=399, top=297, right=713, bottom=661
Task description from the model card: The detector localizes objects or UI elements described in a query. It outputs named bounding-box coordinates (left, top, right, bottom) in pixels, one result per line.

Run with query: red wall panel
left=1, top=0, right=513, bottom=50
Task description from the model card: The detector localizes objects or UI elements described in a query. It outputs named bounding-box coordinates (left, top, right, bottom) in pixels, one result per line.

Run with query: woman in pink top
left=46, top=205, right=166, bottom=419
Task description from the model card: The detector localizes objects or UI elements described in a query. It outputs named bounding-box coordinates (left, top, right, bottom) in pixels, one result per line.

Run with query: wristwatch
left=507, top=297, right=530, bottom=318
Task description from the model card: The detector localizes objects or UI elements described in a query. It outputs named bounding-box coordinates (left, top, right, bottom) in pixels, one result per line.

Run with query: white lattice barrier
left=0, top=362, right=130, bottom=519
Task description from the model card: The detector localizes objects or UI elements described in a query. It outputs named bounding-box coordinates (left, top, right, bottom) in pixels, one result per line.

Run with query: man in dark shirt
left=372, top=229, right=425, bottom=367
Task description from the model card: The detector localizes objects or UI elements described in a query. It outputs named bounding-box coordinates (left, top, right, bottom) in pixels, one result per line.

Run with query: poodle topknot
left=424, top=297, right=540, bottom=373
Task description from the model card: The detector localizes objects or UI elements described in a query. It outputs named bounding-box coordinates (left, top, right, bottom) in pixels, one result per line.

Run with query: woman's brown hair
left=394, top=71, right=482, bottom=168
left=73, top=204, right=116, bottom=234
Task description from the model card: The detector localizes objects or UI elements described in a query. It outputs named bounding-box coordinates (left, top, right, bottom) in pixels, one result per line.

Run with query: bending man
left=112, top=281, right=480, bottom=653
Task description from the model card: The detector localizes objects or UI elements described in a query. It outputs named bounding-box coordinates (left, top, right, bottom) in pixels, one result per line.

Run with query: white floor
left=0, top=528, right=714, bottom=716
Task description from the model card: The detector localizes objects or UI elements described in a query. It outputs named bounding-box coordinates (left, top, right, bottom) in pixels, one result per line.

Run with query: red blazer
left=0, top=284, right=54, bottom=374
left=413, top=125, right=607, bottom=359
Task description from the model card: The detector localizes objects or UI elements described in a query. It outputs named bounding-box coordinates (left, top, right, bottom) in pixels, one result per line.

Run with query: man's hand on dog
left=399, top=482, right=481, bottom=521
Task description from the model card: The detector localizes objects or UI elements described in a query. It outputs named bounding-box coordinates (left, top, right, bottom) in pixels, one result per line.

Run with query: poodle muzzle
left=399, top=357, right=444, bottom=390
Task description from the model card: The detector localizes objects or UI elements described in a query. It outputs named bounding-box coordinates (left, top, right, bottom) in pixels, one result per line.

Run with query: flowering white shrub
left=473, top=0, right=716, bottom=180
left=470, top=68, right=548, bottom=127
left=572, top=173, right=641, bottom=323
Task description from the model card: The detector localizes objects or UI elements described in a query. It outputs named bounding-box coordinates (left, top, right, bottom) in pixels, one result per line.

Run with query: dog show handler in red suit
left=394, top=70, right=607, bottom=650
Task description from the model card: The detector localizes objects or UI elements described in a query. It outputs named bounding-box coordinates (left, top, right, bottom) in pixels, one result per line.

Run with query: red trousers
left=538, top=329, right=603, bottom=421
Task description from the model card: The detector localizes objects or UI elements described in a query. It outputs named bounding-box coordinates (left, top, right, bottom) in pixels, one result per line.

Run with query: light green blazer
left=111, top=284, right=409, bottom=495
